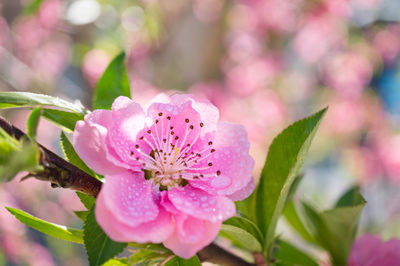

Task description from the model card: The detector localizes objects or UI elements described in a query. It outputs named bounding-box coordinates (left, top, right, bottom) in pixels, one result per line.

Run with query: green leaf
left=254, top=108, right=327, bottom=254
left=76, top=191, right=96, bottom=210
left=164, top=256, right=201, bottom=266
left=283, top=201, right=316, bottom=244
left=6, top=207, right=83, bottom=244
left=0, top=128, right=42, bottom=181
left=220, top=216, right=264, bottom=252
left=60, top=132, right=98, bottom=178
left=0, top=92, right=88, bottom=114
left=23, top=0, right=43, bottom=15
left=284, top=174, right=303, bottom=208
left=93, top=52, right=130, bottom=110
left=274, top=239, right=318, bottom=266
left=335, top=187, right=365, bottom=208
left=74, top=210, right=89, bottom=221
left=27, top=108, right=42, bottom=139
left=302, top=187, right=366, bottom=265
left=235, top=191, right=256, bottom=220
left=102, top=258, right=130, bottom=266
left=130, top=249, right=168, bottom=265
left=128, top=242, right=171, bottom=253
left=84, top=206, right=127, bottom=266
left=42, top=109, right=84, bottom=131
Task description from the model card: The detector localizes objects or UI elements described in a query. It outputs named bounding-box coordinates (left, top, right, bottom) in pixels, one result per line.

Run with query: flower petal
left=96, top=192, right=174, bottom=243
left=190, top=122, right=255, bottom=197
left=73, top=120, right=125, bottom=175
left=348, top=235, right=383, bottom=266
left=108, top=96, right=146, bottom=170
left=227, top=177, right=255, bottom=201
left=101, top=171, right=159, bottom=227
left=164, top=215, right=221, bottom=259
left=170, top=94, right=219, bottom=134
left=168, top=186, right=235, bottom=222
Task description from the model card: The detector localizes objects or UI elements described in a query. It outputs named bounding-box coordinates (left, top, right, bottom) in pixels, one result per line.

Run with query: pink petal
left=348, top=235, right=383, bottom=266
left=170, top=94, right=219, bottom=134
left=85, top=109, right=133, bottom=170
left=164, top=214, right=221, bottom=259
left=85, top=109, right=113, bottom=127
left=108, top=96, right=146, bottom=170
left=227, top=177, right=255, bottom=201
left=73, top=120, right=125, bottom=175
left=190, top=122, right=255, bottom=197
left=96, top=192, right=174, bottom=243
left=100, top=171, right=159, bottom=227
left=369, top=239, right=400, bottom=266
left=145, top=100, right=202, bottom=151
left=168, top=186, right=235, bottom=222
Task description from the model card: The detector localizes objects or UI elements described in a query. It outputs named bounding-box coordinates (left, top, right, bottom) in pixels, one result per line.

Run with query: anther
left=190, top=125, right=194, bottom=130
left=158, top=112, right=163, bottom=116
left=170, top=131, right=174, bottom=135
left=185, top=118, right=189, bottom=123
left=200, top=122, right=204, bottom=127
left=135, top=145, right=139, bottom=149
left=175, top=136, right=179, bottom=140
left=208, top=162, right=213, bottom=166
left=211, top=149, right=215, bottom=153
left=167, top=116, right=171, bottom=120
left=147, top=130, right=151, bottom=134
left=216, top=170, right=221, bottom=176
left=208, top=141, right=213, bottom=145
left=130, top=151, right=134, bottom=156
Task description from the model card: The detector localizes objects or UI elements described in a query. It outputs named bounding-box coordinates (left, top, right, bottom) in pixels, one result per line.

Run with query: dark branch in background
left=0, top=116, right=254, bottom=266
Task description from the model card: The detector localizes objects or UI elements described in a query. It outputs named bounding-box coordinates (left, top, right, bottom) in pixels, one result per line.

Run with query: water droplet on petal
left=211, top=176, right=231, bottom=188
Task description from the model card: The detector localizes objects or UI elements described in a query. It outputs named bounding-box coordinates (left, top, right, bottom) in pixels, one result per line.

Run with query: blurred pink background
left=1, top=0, right=400, bottom=264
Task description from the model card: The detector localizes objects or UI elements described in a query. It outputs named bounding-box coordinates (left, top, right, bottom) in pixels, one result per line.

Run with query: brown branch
left=198, top=244, right=253, bottom=266
left=0, top=116, right=101, bottom=197
left=0, top=116, right=255, bottom=265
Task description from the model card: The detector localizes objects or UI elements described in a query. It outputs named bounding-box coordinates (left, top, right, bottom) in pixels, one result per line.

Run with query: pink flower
left=73, top=94, right=255, bottom=258
left=348, top=235, right=400, bottom=266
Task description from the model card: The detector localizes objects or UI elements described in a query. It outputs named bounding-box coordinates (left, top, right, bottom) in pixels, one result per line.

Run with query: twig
left=0, top=116, right=101, bottom=197
left=0, top=115, right=255, bottom=265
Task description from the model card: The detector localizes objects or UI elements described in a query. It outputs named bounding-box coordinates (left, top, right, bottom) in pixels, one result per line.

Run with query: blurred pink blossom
left=226, top=33, right=263, bottom=64
left=376, top=134, right=400, bottom=183
left=349, top=234, right=400, bottom=265
left=189, top=82, right=228, bottom=109
left=321, top=49, right=374, bottom=99
left=38, top=0, right=62, bottom=29
left=32, top=39, right=70, bottom=78
left=373, top=25, right=400, bottom=64
left=244, top=0, right=303, bottom=33
left=294, top=14, right=347, bottom=63
left=225, top=57, right=281, bottom=96
left=323, top=98, right=365, bottom=135
left=82, top=49, right=111, bottom=87
left=323, top=0, right=352, bottom=18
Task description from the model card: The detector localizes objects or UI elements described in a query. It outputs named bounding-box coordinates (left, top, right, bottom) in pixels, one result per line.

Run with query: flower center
left=130, top=112, right=221, bottom=191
